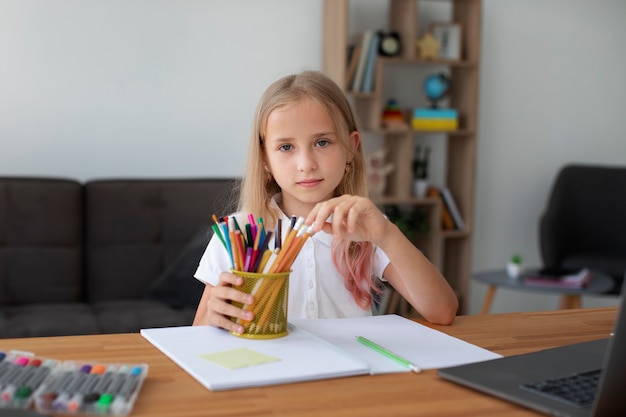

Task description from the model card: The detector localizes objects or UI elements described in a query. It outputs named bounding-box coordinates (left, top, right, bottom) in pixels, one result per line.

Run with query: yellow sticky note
left=200, top=348, right=280, bottom=370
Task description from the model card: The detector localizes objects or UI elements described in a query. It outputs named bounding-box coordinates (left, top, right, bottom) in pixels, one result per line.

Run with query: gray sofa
left=0, top=177, right=237, bottom=338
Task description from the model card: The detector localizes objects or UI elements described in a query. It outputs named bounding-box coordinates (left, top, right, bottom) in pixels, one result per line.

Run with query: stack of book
left=524, top=268, right=593, bottom=289
left=412, top=108, right=458, bottom=131
left=346, top=30, right=380, bottom=93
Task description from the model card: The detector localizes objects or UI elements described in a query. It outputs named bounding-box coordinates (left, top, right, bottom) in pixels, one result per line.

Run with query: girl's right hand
left=193, top=271, right=255, bottom=334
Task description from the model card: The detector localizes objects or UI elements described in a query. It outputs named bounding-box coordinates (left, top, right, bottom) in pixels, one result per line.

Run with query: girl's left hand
left=305, top=195, right=391, bottom=246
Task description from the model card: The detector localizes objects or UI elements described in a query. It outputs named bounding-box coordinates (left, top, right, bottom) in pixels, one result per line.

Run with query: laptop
left=438, top=289, right=625, bottom=417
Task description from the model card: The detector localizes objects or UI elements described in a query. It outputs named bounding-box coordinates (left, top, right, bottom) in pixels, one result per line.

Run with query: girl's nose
left=296, top=149, right=317, bottom=172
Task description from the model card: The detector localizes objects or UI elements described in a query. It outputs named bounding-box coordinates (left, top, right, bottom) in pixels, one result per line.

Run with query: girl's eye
left=316, top=139, right=330, bottom=148
left=278, top=144, right=294, bottom=152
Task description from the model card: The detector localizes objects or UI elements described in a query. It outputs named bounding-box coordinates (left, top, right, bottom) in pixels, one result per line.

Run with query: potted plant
left=507, top=254, right=524, bottom=278
left=383, top=205, right=429, bottom=243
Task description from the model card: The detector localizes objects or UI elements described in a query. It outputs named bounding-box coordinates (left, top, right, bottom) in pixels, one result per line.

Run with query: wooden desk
left=0, top=307, right=617, bottom=417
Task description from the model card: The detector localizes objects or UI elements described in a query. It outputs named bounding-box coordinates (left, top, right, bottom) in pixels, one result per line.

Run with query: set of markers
left=212, top=214, right=314, bottom=273
left=35, top=361, right=147, bottom=416
left=0, top=351, right=58, bottom=410
left=0, top=350, right=147, bottom=416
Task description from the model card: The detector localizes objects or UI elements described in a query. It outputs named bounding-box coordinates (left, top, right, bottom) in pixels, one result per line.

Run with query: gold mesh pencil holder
left=230, top=270, right=290, bottom=339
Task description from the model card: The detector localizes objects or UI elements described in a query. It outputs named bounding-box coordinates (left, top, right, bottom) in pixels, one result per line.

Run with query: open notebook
left=141, top=314, right=499, bottom=391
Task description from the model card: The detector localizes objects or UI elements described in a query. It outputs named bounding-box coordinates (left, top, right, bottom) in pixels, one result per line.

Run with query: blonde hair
left=239, top=70, right=378, bottom=309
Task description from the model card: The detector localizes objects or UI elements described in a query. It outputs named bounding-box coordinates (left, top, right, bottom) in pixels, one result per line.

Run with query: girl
left=193, top=71, right=458, bottom=334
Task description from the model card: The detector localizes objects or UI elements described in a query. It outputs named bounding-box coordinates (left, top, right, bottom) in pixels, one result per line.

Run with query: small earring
left=345, top=162, right=352, bottom=174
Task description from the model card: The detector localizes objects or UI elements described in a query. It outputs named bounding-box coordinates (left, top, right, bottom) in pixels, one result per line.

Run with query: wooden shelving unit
left=322, top=0, right=481, bottom=315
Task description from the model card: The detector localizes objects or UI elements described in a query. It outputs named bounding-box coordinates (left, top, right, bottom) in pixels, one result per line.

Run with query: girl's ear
left=349, top=131, right=360, bottom=152
left=346, top=131, right=360, bottom=164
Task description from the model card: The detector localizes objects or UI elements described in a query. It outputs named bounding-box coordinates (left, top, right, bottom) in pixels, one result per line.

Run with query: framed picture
left=429, top=23, right=462, bottom=60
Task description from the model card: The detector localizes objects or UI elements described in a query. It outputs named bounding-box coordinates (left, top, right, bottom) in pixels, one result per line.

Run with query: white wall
left=1, top=0, right=624, bottom=314
left=0, top=0, right=321, bottom=179
left=471, top=0, right=626, bottom=313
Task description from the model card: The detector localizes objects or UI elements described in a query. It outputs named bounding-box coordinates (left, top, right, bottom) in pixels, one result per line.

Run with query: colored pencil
left=215, top=214, right=313, bottom=273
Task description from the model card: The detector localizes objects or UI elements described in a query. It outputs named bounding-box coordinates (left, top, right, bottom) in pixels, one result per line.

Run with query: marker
left=39, top=369, right=74, bottom=404
left=1, top=360, right=39, bottom=401
left=53, top=365, right=91, bottom=410
left=110, top=366, right=144, bottom=415
left=0, top=361, right=17, bottom=388
left=68, top=364, right=107, bottom=412
left=356, top=336, right=421, bottom=373
left=0, top=356, right=33, bottom=397
left=84, top=366, right=115, bottom=404
left=14, top=364, right=52, bottom=400
left=95, top=368, right=128, bottom=412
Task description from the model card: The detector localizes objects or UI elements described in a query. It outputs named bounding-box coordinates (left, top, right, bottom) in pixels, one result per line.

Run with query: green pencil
left=356, top=336, right=421, bottom=373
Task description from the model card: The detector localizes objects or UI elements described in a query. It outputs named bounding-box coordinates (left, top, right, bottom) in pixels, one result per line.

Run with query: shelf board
left=381, top=57, right=478, bottom=68
left=373, top=196, right=439, bottom=206
left=441, top=229, right=471, bottom=239
left=363, top=127, right=475, bottom=137
left=414, top=128, right=475, bottom=136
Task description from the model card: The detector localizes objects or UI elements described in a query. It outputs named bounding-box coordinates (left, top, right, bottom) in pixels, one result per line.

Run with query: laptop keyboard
left=520, top=369, right=601, bottom=408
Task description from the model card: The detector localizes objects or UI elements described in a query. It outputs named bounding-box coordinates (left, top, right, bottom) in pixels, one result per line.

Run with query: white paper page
left=140, top=325, right=369, bottom=391
left=291, top=315, right=502, bottom=374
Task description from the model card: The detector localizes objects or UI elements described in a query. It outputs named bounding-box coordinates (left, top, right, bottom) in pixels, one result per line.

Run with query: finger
left=207, top=288, right=255, bottom=333
left=307, top=202, right=332, bottom=233
left=217, top=271, right=243, bottom=287
left=212, top=284, right=255, bottom=307
left=213, top=299, right=255, bottom=324
left=329, top=209, right=343, bottom=237
left=346, top=201, right=362, bottom=234
left=331, top=199, right=355, bottom=237
left=208, top=312, right=248, bottom=335
left=305, top=205, right=321, bottom=229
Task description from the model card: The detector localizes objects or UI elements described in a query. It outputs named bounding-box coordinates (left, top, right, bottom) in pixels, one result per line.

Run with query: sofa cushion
left=85, top=179, right=236, bottom=303
left=93, top=300, right=195, bottom=333
left=1, top=303, right=98, bottom=338
left=0, top=178, right=83, bottom=304
left=146, top=225, right=211, bottom=309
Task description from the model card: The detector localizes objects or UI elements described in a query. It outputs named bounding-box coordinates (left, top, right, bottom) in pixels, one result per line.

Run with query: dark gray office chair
left=539, top=164, right=626, bottom=295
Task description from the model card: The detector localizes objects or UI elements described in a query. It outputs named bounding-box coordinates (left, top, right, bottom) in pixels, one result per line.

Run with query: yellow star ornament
left=416, top=32, right=441, bottom=60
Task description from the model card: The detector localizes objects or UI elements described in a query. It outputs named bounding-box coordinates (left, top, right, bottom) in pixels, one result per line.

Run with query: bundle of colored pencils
left=212, top=214, right=314, bottom=336
left=211, top=214, right=314, bottom=274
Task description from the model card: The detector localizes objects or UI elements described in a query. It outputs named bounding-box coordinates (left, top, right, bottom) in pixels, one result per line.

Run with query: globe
left=423, top=73, right=450, bottom=108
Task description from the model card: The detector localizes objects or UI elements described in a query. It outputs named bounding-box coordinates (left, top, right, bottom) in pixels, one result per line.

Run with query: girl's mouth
left=297, top=179, right=322, bottom=188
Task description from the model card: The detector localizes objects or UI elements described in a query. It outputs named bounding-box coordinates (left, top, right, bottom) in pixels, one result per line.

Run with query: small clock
left=378, top=31, right=401, bottom=57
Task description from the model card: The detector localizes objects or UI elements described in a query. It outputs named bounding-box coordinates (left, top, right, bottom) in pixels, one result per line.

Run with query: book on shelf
left=439, top=186, right=465, bottom=230
left=345, top=44, right=361, bottom=90
left=523, top=268, right=593, bottom=289
left=414, top=108, right=458, bottom=119
left=412, top=118, right=458, bottom=131
left=427, top=186, right=455, bottom=230
left=350, top=30, right=374, bottom=92
left=412, top=107, right=459, bottom=131
left=360, top=31, right=380, bottom=93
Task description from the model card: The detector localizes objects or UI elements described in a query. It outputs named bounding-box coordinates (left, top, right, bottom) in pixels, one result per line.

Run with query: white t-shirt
left=194, top=199, right=390, bottom=319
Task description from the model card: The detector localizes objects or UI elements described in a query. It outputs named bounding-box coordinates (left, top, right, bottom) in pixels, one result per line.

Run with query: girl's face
left=264, top=97, right=358, bottom=219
